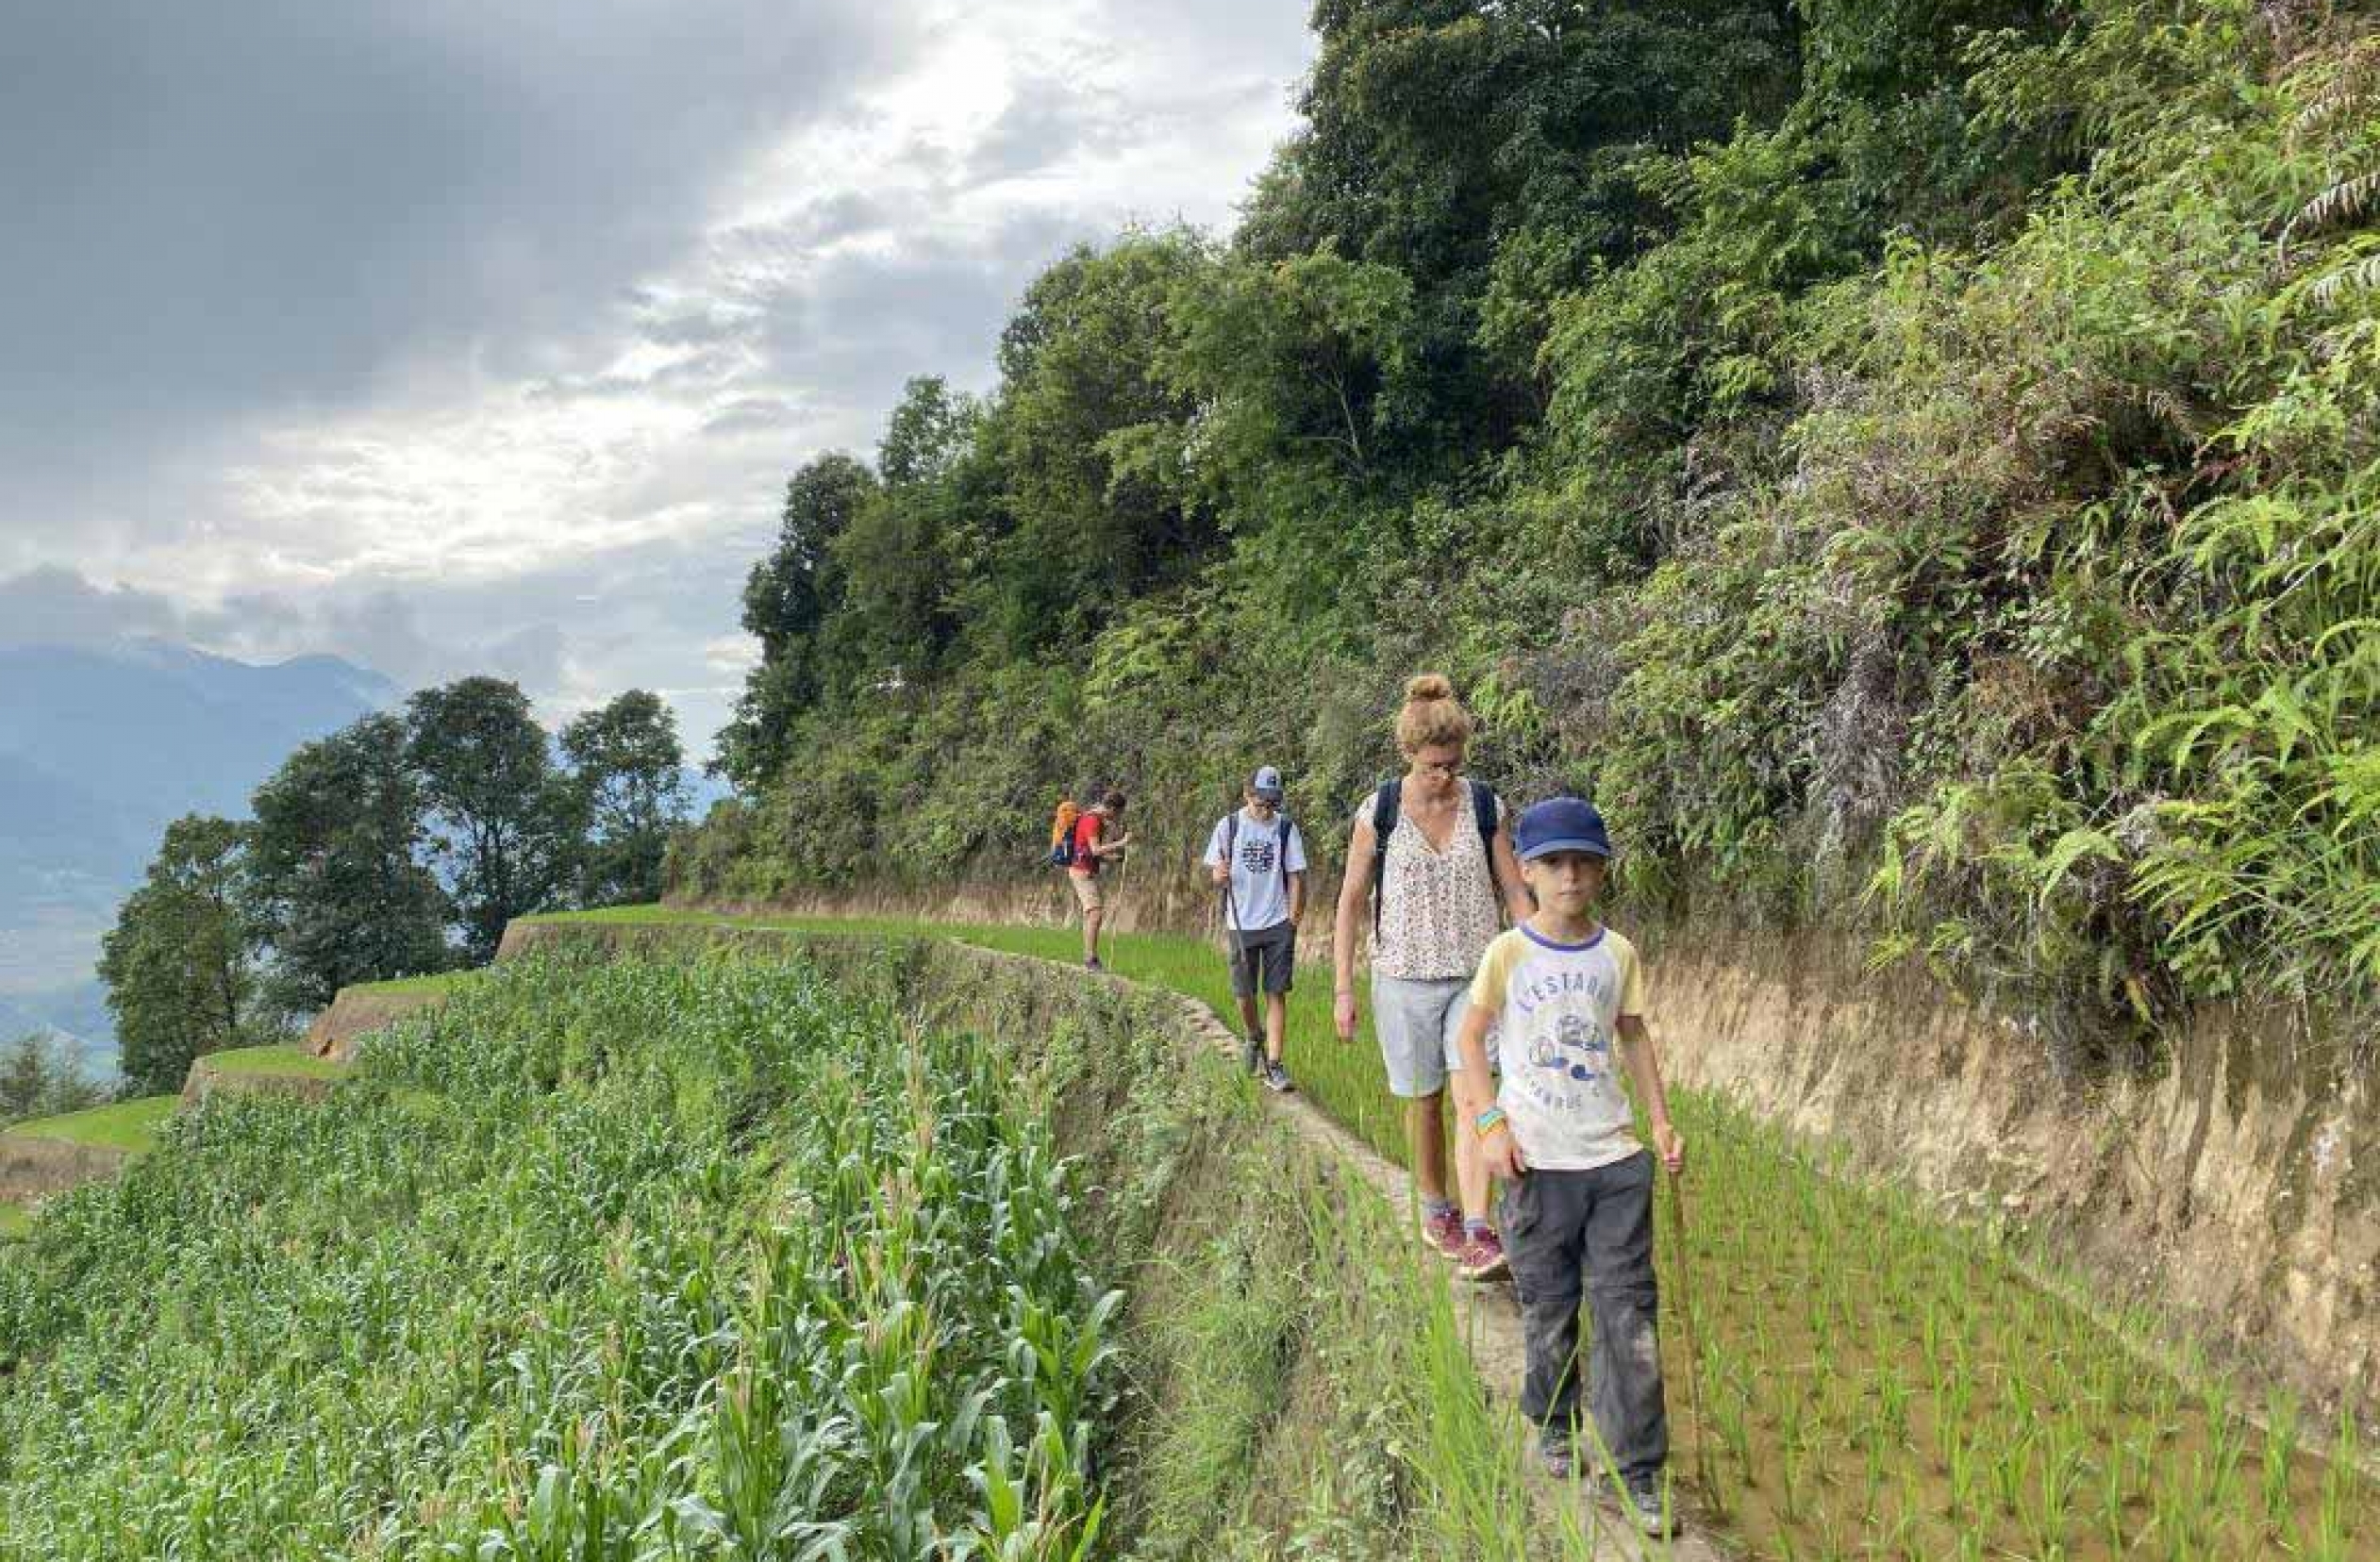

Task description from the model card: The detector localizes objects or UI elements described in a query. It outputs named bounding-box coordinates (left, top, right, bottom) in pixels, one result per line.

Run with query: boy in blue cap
left=1450, top=796, right=1687, bottom=1537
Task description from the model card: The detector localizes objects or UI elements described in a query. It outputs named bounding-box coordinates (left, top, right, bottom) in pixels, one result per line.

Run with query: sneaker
left=1623, top=1479, right=1675, bottom=1538
left=1454, top=1228, right=1509, bottom=1283
left=1084, top=956, right=1105, bottom=972
left=1419, top=1206, right=1464, bottom=1256
left=1243, top=1033, right=1265, bottom=1074
left=1540, top=1439, right=1576, bottom=1481
left=1262, top=1059, right=1295, bottom=1093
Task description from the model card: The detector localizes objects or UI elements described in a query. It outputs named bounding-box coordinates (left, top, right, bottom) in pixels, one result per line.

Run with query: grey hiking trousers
left=1498, top=1149, right=1669, bottom=1482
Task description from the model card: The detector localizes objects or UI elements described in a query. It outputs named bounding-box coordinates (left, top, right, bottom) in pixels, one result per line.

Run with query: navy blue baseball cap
left=1514, top=797, right=1611, bottom=861
left=1249, top=765, right=1285, bottom=802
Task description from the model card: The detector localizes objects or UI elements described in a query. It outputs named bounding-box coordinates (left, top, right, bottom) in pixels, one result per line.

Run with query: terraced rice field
left=521, top=908, right=2379, bottom=1560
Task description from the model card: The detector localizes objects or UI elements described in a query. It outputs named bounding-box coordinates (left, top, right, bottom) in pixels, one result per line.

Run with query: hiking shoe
left=1419, top=1206, right=1464, bottom=1257
left=1540, top=1439, right=1576, bottom=1481
left=1262, top=1059, right=1295, bottom=1093
left=1454, top=1229, right=1509, bottom=1283
left=1623, top=1480, right=1675, bottom=1538
left=1084, top=956, right=1105, bottom=972
left=1243, top=1033, right=1265, bottom=1074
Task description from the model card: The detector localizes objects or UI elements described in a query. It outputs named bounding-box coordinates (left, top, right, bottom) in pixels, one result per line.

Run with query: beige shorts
left=1069, top=872, right=1104, bottom=913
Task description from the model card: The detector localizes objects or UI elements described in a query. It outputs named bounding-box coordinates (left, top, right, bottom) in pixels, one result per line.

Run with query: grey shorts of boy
left=1227, top=921, right=1295, bottom=998
left=1371, top=972, right=1495, bottom=1099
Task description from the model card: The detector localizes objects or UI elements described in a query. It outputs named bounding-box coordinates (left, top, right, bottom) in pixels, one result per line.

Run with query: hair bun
left=1404, top=673, right=1456, bottom=703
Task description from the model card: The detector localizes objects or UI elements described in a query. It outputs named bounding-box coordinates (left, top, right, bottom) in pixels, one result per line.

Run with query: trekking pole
left=1666, top=1165, right=1715, bottom=1500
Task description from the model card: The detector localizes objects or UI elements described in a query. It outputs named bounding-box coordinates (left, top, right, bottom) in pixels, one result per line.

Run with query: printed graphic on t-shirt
left=1203, top=810, right=1305, bottom=932
left=1510, top=960, right=1623, bottom=1122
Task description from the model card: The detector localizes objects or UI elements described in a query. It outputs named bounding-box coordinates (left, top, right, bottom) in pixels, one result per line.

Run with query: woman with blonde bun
left=1331, top=673, right=1532, bottom=1281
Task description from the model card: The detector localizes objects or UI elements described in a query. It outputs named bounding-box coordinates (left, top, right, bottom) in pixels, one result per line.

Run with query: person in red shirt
left=1069, top=789, right=1132, bottom=971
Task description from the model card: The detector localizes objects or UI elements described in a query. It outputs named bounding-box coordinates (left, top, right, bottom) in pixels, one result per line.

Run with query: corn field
left=0, top=952, right=1120, bottom=1560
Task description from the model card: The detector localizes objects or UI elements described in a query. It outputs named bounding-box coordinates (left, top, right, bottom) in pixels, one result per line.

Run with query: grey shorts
left=1227, top=921, right=1295, bottom=998
left=1371, top=972, right=1492, bottom=1098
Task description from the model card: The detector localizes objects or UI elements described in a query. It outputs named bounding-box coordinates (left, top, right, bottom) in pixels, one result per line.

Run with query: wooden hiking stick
left=1666, top=1166, right=1716, bottom=1499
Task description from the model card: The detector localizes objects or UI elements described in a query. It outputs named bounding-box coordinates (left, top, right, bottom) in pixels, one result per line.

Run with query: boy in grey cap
left=1203, top=766, right=1307, bottom=1092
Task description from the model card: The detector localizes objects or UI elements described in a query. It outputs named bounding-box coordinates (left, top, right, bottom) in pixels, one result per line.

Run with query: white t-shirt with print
left=1466, top=923, right=1647, bottom=1171
left=1202, top=809, right=1307, bottom=932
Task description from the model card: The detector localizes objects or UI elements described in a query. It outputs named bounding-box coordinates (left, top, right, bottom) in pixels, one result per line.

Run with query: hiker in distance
left=1203, top=765, right=1307, bottom=1094
left=1453, top=796, right=1686, bottom=1537
left=1331, top=673, right=1532, bottom=1282
left=1066, top=789, right=1131, bottom=971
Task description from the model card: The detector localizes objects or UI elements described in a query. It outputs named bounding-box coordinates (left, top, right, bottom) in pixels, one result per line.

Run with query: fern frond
left=2309, top=251, right=2380, bottom=307
left=2282, top=170, right=2380, bottom=261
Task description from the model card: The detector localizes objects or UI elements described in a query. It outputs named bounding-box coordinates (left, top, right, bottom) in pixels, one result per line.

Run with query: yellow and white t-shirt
left=1467, top=922, right=1647, bottom=1171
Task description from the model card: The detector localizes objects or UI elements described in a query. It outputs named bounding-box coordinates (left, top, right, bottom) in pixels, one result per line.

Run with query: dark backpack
left=1220, top=809, right=1298, bottom=930
left=1370, top=778, right=1496, bottom=931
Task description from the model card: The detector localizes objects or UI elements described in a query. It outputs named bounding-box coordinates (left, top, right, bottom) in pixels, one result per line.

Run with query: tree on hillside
left=981, top=231, right=1221, bottom=655
left=718, top=452, right=878, bottom=790
left=408, top=677, right=582, bottom=959
left=247, top=714, right=451, bottom=1011
left=98, top=815, right=262, bottom=1094
left=560, top=690, right=688, bottom=906
left=0, top=1033, right=103, bottom=1129
left=831, top=376, right=991, bottom=685
left=1239, top=0, right=1802, bottom=457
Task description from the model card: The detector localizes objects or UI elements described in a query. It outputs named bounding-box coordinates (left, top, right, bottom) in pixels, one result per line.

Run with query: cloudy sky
left=0, top=0, right=1314, bottom=756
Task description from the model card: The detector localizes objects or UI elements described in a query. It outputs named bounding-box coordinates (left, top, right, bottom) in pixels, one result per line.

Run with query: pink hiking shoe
left=1455, top=1228, right=1509, bottom=1283
left=1420, top=1206, right=1464, bottom=1257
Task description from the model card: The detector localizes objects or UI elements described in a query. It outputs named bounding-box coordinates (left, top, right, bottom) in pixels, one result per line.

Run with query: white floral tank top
left=1361, top=783, right=1505, bottom=980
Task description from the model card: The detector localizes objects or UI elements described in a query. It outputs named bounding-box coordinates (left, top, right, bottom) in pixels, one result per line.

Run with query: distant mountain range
left=0, top=640, right=398, bottom=1076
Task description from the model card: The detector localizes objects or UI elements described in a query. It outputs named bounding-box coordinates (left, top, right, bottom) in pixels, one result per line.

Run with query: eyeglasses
left=1413, top=757, right=1463, bottom=777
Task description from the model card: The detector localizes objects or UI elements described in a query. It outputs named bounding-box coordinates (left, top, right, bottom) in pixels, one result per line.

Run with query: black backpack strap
left=1471, top=779, right=1497, bottom=864
left=1277, top=814, right=1295, bottom=901
left=1370, top=780, right=1400, bottom=933
left=1220, top=811, right=1241, bottom=944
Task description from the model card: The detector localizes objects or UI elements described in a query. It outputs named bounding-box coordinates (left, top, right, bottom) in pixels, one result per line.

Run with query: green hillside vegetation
left=680, top=2, right=2380, bottom=1066
left=95, top=683, right=694, bottom=1100
left=3, top=1094, right=177, bottom=1155
left=0, top=1203, right=27, bottom=1240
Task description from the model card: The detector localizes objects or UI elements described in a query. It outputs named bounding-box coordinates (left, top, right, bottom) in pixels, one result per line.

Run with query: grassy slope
left=0, top=1203, right=26, bottom=1240
left=2, top=1095, right=177, bottom=1155
left=200, top=1045, right=354, bottom=1080
left=345, top=971, right=479, bottom=997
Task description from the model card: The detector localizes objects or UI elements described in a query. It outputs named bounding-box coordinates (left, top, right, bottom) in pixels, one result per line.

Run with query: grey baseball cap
left=1249, top=765, right=1285, bottom=802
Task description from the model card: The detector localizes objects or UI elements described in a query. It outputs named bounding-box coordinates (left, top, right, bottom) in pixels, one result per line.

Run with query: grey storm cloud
left=0, top=0, right=1318, bottom=759
left=0, top=0, right=907, bottom=504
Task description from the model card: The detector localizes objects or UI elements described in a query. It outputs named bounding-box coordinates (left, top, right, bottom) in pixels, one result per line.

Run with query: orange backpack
left=1047, top=799, right=1081, bottom=867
